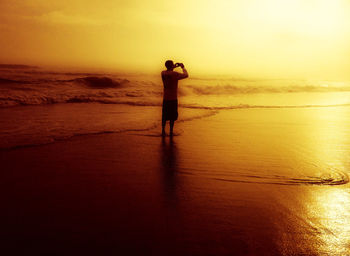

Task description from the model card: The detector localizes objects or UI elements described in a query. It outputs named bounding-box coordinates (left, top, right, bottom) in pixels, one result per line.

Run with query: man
left=161, top=60, right=188, bottom=136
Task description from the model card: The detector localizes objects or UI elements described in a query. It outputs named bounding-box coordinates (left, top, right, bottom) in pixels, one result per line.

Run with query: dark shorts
left=162, top=100, right=178, bottom=121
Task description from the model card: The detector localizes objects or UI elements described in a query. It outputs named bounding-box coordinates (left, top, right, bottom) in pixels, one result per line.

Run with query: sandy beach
left=1, top=106, right=350, bottom=255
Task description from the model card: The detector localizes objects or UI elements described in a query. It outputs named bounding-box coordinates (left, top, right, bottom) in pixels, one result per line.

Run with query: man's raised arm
left=178, top=64, right=188, bottom=80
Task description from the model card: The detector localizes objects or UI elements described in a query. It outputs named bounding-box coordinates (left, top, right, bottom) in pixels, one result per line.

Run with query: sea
left=1, top=65, right=350, bottom=150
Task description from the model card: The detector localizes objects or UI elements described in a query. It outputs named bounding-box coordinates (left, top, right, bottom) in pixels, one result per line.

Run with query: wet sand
left=1, top=107, right=350, bottom=255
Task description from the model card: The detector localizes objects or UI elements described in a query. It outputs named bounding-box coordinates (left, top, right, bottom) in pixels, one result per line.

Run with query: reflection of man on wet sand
left=161, top=60, right=188, bottom=136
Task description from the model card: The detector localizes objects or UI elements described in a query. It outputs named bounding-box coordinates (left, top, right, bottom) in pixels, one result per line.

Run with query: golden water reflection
left=306, top=187, right=350, bottom=255
left=306, top=106, right=350, bottom=255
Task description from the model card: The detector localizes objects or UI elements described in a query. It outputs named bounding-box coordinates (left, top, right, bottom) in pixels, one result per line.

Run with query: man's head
left=165, top=60, right=174, bottom=71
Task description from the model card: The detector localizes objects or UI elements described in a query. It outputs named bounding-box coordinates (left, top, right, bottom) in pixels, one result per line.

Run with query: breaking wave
left=1, top=68, right=350, bottom=109
left=71, top=76, right=129, bottom=88
left=0, top=76, right=129, bottom=87
left=0, top=78, right=28, bottom=84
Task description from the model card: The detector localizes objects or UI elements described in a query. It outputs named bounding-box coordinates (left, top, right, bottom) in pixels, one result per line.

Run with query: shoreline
left=2, top=103, right=350, bottom=152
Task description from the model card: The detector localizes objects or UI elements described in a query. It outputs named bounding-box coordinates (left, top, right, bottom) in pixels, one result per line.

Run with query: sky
left=0, top=0, right=349, bottom=79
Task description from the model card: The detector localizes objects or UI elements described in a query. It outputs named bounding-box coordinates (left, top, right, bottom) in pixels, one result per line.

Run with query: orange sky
left=0, top=0, right=349, bottom=79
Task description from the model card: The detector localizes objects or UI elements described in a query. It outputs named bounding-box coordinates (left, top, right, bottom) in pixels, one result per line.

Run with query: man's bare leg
left=170, top=120, right=175, bottom=136
left=162, top=119, right=166, bottom=136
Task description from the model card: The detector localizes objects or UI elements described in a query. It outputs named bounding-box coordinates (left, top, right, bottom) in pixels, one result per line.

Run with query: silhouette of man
left=161, top=60, right=188, bottom=136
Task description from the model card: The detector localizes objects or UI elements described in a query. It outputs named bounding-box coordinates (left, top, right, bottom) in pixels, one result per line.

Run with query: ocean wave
left=1, top=70, right=350, bottom=109
left=184, top=84, right=350, bottom=95
left=180, top=103, right=350, bottom=110
left=0, top=124, right=157, bottom=151
left=23, top=71, right=103, bottom=76
left=0, top=77, right=28, bottom=84
left=1, top=92, right=350, bottom=110
left=0, top=94, right=157, bottom=107
left=0, top=64, right=38, bottom=69
left=0, top=130, right=115, bottom=151
left=71, top=76, right=129, bottom=88
left=213, top=171, right=349, bottom=186
left=0, top=75, right=129, bottom=88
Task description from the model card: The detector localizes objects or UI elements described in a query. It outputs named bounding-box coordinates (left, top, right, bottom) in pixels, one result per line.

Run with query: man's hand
left=177, top=64, right=188, bottom=80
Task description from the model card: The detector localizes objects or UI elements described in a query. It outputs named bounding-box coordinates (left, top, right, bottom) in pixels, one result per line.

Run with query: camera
left=174, top=63, right=182, bottom=68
